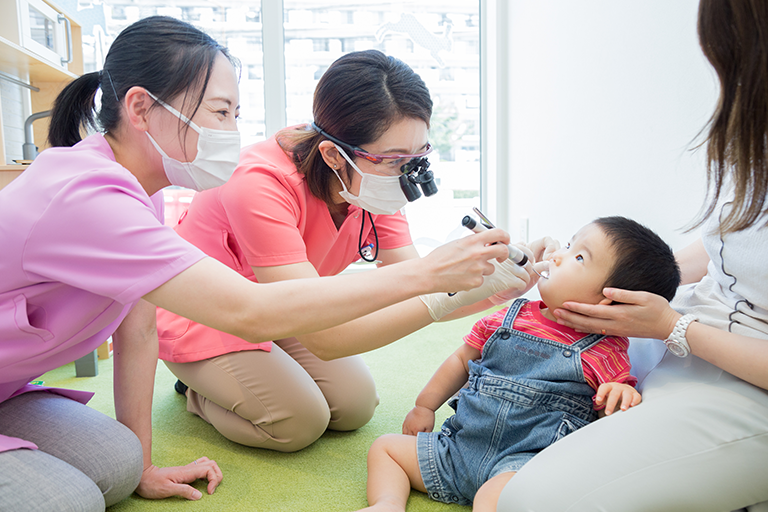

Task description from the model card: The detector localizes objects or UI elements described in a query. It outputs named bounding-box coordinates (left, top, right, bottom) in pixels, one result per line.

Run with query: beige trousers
left=164, top=337, right=379, bottom=453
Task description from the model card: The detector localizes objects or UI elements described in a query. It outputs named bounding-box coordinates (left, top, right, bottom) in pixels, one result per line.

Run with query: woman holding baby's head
left=497, top=1, right=768, bottom=510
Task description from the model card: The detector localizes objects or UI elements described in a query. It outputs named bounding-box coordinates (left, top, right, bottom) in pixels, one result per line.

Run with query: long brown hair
left=277, top=50, right=432, bottom=206
left=696, top=0, right=768, bottom=233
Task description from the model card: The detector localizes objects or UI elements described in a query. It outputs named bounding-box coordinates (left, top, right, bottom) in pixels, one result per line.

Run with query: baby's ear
left=598, top=297, right=612, bottom=306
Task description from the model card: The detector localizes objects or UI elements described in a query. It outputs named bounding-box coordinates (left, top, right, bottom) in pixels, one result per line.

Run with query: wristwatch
left=664, top=314, right=698, bottom=357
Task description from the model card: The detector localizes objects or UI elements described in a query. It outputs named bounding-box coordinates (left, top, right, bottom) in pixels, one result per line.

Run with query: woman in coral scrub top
left=156, top=50, right=534, bottom=453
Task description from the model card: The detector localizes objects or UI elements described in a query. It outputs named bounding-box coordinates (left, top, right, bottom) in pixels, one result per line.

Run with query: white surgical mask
left=332, top=144, right=407, bottom=215
left=145, top=91, right=241, bottom=191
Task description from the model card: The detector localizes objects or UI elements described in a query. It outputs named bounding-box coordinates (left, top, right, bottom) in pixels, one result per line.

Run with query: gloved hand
left=419, top=257, right=530, bottom=321
left=488, top=243, right=537, bottom=305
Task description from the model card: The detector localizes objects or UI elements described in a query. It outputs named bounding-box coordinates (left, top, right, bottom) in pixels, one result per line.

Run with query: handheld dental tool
left=463, top=207, right=549, bottom=279
left=462, top=214, right=528, bottom=266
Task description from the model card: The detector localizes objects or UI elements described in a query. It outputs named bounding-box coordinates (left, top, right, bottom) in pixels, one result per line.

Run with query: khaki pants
left=164, top=337, right=379, bottom=453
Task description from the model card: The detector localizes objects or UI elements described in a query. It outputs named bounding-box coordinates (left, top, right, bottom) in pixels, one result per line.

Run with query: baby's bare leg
left=472, top=472, right=516, bottom=512
left=357, top=434, right=426, bottom=512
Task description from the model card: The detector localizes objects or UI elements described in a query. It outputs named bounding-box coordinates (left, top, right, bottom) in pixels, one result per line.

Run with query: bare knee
left=369, top=434, right=400, bottom=458
left=473, top=472, right=516, bottom=512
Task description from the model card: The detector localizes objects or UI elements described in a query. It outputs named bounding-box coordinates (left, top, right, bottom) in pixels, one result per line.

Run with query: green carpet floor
left=40, top=312, right=492, bottom=511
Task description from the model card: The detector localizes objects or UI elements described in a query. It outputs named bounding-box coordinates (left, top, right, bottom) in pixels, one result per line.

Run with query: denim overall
left=416, top=298, right=604, bottom=505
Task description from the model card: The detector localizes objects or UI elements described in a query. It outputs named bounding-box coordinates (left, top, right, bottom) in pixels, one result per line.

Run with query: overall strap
left=569, top=333, right=606, bottom=352
left=499, top=298, right=529, bottom=330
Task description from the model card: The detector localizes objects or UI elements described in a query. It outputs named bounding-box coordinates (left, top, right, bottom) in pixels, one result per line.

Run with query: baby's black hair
left=593, top=216, right=681, bottom=302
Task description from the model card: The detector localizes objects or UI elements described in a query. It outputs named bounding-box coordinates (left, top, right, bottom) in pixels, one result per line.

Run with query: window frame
left=259, top=0, right=506, bottom=229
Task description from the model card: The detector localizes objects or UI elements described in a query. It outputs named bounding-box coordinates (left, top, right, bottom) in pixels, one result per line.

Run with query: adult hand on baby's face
left=527, top=236, right=560, bottom=264
left=554, top=288, right=681, bottom=340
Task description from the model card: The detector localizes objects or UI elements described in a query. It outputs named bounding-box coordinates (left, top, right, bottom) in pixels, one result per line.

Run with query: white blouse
left=673, top=200, right=768, bottom=340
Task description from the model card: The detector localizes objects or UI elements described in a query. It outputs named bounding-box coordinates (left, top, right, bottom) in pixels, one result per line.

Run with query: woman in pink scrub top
left=0, top=16, right=529, bottom=512
left=155, top=50, right=535, bottom=454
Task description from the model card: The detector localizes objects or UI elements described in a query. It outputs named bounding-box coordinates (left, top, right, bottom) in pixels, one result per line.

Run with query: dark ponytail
left=48, top=16, right=237, bottom=148
left=48, top=71, right=102, bottom=147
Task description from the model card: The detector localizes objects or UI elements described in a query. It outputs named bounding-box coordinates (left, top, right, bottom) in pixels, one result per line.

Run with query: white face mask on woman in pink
left=145, top=91, right=241, bottom=191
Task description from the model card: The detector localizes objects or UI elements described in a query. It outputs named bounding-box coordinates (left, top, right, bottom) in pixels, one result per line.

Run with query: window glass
left=85, top=1, right=479, bottom=241
left=283, top=1, right=481, bottom=253
left=81, top=1, right=265, bottom=225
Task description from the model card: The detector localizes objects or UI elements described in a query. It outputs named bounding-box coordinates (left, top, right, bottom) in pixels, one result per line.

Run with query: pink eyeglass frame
left=312, top=122, right=432, bottom=165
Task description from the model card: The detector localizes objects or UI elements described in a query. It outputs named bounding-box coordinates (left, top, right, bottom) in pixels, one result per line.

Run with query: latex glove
left=488, top=243, right=537, bottom=305
left=420, top=257, right=530, bottom=321
left=527, top=236, right=560, bottom=263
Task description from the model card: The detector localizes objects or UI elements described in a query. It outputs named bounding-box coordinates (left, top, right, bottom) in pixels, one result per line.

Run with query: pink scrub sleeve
left=0, top=135, right=206, bottom=451
left=22, top=172, right=204, bottom=304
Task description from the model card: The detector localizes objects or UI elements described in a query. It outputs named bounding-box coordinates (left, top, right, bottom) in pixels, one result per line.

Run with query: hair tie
left=102, top=69, right=120, bottom=103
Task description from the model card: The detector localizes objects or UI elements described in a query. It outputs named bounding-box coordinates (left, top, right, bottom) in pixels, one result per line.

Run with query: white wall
left=1, top=81, right=25, bottom=164
left=498, top=0, right=717, bottom=252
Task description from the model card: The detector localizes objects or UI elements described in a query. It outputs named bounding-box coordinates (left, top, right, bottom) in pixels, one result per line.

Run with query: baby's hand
left=594, top=382, right=641, bottom=416
left=402, top=405, right=436, bottom=436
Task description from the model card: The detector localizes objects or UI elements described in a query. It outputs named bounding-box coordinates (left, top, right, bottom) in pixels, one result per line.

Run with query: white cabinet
left=0, top=0, right=77, bottom=75
left=0, top=0, right=81, bottom=167
left=18, top=0, right=72, bottom=68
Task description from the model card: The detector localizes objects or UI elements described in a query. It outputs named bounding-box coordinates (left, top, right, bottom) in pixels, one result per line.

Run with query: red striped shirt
left=463, top=301, right=637, bottom=391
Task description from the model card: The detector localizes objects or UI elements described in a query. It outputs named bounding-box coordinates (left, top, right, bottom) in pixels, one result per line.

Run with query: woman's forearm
left=145, top=230, right=511, bottom=346
left=294, top=297, right=433, bottom=360
left=146, top=257, right=437, bottom=345
left=112, top=299, right=158, bottom=470
left=440, top=298, right=496, bottom=321
left=687, top=321, right=768, bottom=390
left=295, top=297, right=497, bottom=360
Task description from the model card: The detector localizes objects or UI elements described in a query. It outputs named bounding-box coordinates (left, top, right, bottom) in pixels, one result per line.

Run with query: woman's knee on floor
left=0, top=393, right=143, bottom=507
left=96, top=420, right=144, bottom=506
left=0, top=449, right=106, bottom=512
left=269, top=396, right=331, bottom=452
left=326, top=368, right=379, bottom=431
left=236, top=385, right=332, bottom=452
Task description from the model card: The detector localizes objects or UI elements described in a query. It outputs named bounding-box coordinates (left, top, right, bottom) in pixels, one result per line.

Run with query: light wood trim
left=0, top=167, right=25, bottom=190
